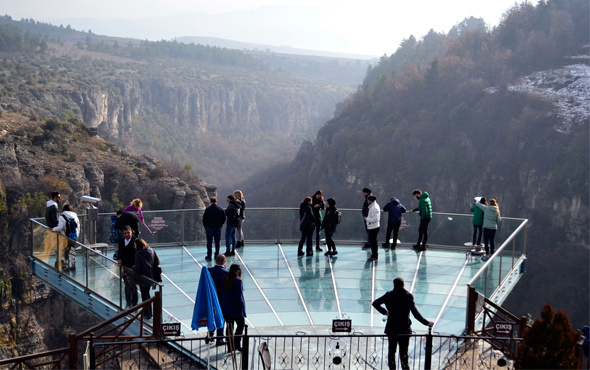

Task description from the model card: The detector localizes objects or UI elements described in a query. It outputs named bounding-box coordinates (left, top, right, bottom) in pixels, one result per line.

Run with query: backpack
left=336, top=210, right=342, bottom=224
left=62, top=214, right=78, bottom=240
left=109, top=215, right=118, bottom=243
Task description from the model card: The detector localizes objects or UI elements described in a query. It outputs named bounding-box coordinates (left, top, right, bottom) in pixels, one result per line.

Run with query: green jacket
left=412, top=192, right=432, bottom=219
left=471, top=203, right=484, bottom=226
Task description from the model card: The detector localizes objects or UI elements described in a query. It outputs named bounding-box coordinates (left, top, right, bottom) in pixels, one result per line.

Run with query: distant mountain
left=175, top=36, right=376, bottom=60
left=238, top=0, right=590, bottom=327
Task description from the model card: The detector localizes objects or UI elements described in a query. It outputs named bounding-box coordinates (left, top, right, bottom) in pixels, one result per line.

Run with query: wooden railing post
left=69, top=332, right=78, bottom=369
left=153, top=290, right=162, bottom=338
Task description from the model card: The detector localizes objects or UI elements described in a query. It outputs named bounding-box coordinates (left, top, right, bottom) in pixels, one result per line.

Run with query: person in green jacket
left=409, top=189, right=432, bottom=252
left=471, top=197, right=486, bottom=247
left=475, top=199, right=501, bottom=261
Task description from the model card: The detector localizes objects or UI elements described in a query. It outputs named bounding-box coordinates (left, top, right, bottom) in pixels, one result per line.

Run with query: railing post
left=89, top=332, right=96, bottom=370
left=466, top=285, right=477, bottom=335
left=69, top=333, right=78, bottom=369
left=277, top=208, right=281, bottom=243
left=498, top=253, right=503, bottom=287
left=523, top=223, right=528, bottom=255
left=181, top=211, right=185, bottom=246
left=153, top=290, right=162, bottom=337
left=424, top=327, right=433, bottom=370
left=241, top=325, right=249, bottom=370
left=119, top=265, right=123, bottom=309
left=85, top=249, right=89, bottom=290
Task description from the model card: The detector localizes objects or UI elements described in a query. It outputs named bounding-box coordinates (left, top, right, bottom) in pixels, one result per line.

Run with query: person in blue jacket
left=221, top=264, right=247, bottom=352
left=382, top=197, right=407, bottom=250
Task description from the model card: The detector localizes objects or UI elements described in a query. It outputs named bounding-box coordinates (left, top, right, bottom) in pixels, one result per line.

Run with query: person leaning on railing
left=372, top=277, right=434, bottom=370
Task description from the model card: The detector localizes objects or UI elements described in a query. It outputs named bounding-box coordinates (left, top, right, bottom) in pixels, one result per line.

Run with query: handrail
left=468, top=218, right=529, bottom=285
left=29, top=218, right=164, bottom=289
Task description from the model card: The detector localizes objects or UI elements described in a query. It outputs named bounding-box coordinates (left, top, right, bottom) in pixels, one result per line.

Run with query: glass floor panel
left=152, top=243, right=496, bottom=336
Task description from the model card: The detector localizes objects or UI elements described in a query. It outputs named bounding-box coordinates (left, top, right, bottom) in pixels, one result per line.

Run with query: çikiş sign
left=494, top=322, right=513, bottom=336
left=332, top=319, right=352, bottom=332
left=161, top=323, right=181, bottom=336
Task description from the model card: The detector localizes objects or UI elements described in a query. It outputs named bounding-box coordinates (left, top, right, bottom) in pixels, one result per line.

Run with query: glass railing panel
left=84, top=248, right=123, bottom=306
left=242, top=208, right=280, bottom=241
left=32, top=222, right=59, bottom=265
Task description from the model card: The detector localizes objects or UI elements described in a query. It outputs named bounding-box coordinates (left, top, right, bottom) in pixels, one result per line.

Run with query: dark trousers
left=472, top=224, right=483, bottom=246
left=224, top=316, right=245, bottom=350
left=417, top=218, right=431, bottom=247
left=139, top=286, right=152, bottom=319
left=206, top=227, right=222, bottom=257
left=314, top=224, right=322, bottom=248
left=483, top=228, right=497, bottom=255
left=122, top=269, right=138, bottom=307
left=388, top=333, right=410, bottom=369
left=385, top=223, right=401, bottom=247
left=225, top=225, right=237, bottom=253
left=298, top=228, right=314, bottom=254
left=325, top=232, right=335, bottom=251
left=368, top=227, right=379, bottom=258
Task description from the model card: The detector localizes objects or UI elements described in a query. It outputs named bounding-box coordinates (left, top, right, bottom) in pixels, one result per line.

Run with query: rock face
left=0, top=115, right=213, bottom=213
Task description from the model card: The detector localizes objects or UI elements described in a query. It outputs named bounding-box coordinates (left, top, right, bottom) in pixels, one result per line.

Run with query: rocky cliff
left=0, top=44, right=353, bottom=190
left=0, top=112, right=215, bottom=357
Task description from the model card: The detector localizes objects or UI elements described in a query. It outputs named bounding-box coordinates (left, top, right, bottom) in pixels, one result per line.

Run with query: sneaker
left=316, top=246, right=323, bottom=251
left=216, top=340, right=227, bottom=346
left=481, top=255, right=490, bottom=261
left=298, top=252, right=305, bottom=257
left=229, top=250, right=236, bottom=256
left=367, top=257, right=378, bottom=262
left=306, top=252, right=313, bottom=257
left=324, top=251, right=332, bottom=256
left=205, top=255, right=212, bottom=261
left=331, top=250, right=338, bottom=255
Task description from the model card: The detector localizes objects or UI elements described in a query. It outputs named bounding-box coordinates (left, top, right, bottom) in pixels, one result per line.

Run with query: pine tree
left=518, top=302, right=581, bottom=369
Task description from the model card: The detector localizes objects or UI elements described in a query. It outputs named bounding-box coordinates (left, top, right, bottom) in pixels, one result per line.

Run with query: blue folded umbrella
left=191, top=266, right=224, bottom=331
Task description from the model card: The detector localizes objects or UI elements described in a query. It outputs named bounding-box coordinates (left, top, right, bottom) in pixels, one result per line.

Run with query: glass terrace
left=30, top=208, right=528, bottom=338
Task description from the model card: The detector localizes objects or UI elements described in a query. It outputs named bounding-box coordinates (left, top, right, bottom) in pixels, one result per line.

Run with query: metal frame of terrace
left=17, top=207, right=529, bottom=369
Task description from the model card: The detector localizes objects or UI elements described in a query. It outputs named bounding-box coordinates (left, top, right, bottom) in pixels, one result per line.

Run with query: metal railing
left=87, top=330, right=522, bottom=370
left=29, top=219, right=163, bottom=312
left=84, top=208, right=528, bottom=249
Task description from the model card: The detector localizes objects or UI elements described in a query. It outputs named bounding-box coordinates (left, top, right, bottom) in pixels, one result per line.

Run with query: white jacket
left=53, top=210, right=80, bottom=239
left=365, top=202, right=381, bottom=230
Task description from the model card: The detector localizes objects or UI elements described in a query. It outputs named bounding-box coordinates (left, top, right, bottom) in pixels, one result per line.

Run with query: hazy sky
left=3, top=0, right=536, bottom=56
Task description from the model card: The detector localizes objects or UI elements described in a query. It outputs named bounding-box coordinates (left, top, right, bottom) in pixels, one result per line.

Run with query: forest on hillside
left=239, top=0, right=589, bottom=327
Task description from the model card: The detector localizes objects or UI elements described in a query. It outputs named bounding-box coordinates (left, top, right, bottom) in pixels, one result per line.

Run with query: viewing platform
left=29, top=208, right=528, bottom=339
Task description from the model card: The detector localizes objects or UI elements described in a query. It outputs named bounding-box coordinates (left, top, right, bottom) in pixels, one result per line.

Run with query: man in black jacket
left=202, top=197, right=226, bottom=261
left=45, top=191, right=61, bottom=228
left=117, top=226, right=138, bottom=308
left=114, top=211, right=141, bottom=236
left=372, top=277, right=434, bottom=370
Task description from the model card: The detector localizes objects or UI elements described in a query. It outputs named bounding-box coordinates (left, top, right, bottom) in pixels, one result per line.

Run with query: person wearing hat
left=364, top=195, right=381, bottom=262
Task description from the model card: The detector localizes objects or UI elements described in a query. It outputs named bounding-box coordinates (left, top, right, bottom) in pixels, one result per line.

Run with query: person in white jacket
left=52, top=204, right=80, bottom=271
left=364, top=195, right=381, bottom=262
